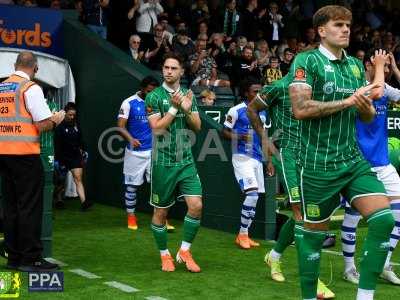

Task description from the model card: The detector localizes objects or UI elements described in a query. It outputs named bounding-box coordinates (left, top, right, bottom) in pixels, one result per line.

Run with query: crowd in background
left=4, top=0, right=400, bottom=103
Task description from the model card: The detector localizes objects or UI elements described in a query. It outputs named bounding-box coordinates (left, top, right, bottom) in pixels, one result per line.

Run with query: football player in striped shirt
left=288, top=5, right=393, bottom=300
left=145, top=53, right=202, bottom=273
left=248, top=75, right=334, bottom=299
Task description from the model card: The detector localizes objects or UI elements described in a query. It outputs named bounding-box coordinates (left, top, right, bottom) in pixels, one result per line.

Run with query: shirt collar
left=162, top=82, right=180, bottom=94
left=318, top=44, right=348, bottom=61
left=14, top=70, right=30, bottom=80
left=135, top=91, right=144, bottom=101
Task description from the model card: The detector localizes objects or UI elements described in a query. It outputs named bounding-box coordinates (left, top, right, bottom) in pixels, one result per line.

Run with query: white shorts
left=123, top=149, right=151, bottom=185
left=372, top=164, right=400, bottom=197
left=232, top=154, right=265, bottom=193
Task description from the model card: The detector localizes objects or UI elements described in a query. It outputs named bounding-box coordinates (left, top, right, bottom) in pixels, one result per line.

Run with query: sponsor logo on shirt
left=324, top=65, right=334, bottom=72
left=323, top=81, right=335, bottom=95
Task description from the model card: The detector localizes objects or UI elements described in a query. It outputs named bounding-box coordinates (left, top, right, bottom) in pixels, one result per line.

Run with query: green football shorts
left=299, top=159, right=386, bottom=223
left=150, top=162, right=202, bottom=208
left=272, top=148, right=301, bottom=203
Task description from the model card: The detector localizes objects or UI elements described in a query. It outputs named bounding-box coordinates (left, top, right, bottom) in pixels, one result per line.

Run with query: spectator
left=356, top=49, right=366, bottom=62
left=54, top=103, right=92, bottom=211
left=209, top=33, right=229, bottom=72
left=192, top=20, right=209, bottom=41
left=304, top=27, right=317, bottom=48
left=190, top=0, right=209, bottom=27
left=136, top=0, right=164, bottom=34
left=143, top=24, right=171, bottom=70
left=238, top=0, right=261, bottom=42
left=262, top=56, right=282, bottom=85
left=158, top=12, right=175, bottom=34
left=280, top=48, right=294, bottom=76
left=236, top=36, right=248, bottom=55
left=81, top=0, right=109, bottom=39
left=128, top=34, right=144, bottom=62
left=264, top=2, right=284, bottom=46
left=108, top=0, right=139, bottom=50
left=254, top=39, right=272, bottom=72
left=190, top=39, right=230, bottom=88
left=172, top=29, right=195, bottom=72
left=200, top=89, right=216, bottom=106
left=221, top=0, right=240, bottom=40
left=162, top=0, right=190, bottom=26
left=196, top=33, right=208, bottom=44
left=300, top=39, right=318, bottom=52
left=231, top=45, right=261, bottom=89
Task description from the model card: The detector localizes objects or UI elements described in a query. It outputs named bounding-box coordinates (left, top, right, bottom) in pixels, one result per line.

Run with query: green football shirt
left=289, top=45, right=367, bottom=171
left=145, top=82, right=199, bottom=166
left=257, top=75, right=300, bottom=150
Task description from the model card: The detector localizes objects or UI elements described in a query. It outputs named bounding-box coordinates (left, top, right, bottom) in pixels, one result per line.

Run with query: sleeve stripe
left=288, top=82, right=312, bottom=89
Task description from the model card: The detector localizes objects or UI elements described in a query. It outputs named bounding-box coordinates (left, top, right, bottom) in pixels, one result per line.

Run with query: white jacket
left=136, top=0, right=164, bottom=33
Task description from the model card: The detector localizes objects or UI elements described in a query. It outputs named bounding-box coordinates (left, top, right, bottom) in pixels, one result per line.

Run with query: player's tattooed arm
left=247, top=97, right=268, bottom=139
left=289, top=84, right=352, bottom=119
left=289, top=83, right=378, bottom=119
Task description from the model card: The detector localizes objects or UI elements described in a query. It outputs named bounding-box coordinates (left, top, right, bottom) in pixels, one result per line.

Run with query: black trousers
left=0, top=154, right=44, bottom=264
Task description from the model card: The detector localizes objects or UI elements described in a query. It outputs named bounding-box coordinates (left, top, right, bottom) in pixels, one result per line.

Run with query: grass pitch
left=3, top=201, right=399, bottom=299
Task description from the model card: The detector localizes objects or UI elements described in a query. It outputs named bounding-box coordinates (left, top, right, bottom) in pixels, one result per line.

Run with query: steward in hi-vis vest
left=0, top=51, right=65, bottom=272
left=0, top=74, right=40, bottom=155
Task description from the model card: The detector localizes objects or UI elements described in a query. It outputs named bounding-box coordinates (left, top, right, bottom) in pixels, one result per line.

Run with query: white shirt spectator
left=136, top=0, right=164, bottom=33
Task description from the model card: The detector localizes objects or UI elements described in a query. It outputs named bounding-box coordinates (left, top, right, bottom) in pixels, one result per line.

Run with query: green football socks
left=295, top=225, right=326, bottom=299
left=274, top=217, right=297, bottom=254
left=359, top=208, right=394, bottom=290
left=183, top=214, right=201, bottom=243
left=151, top=223, right=168, bottom=250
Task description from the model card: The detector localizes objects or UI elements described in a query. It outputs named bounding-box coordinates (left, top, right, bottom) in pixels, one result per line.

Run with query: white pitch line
left=103, top=281, right=139, bottom=293
left=145, top=296, right=168, bottom=300
left=266, top=239, right=400, bottom=265
left=322, top=249, right=342, bottom=256
left=69, top=269, right=101, bottom=279
left=45, top=257, right=68, bottom=267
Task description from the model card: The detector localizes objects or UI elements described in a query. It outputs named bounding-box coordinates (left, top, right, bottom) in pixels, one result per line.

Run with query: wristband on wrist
left=168, top=107, right=178, bottom=116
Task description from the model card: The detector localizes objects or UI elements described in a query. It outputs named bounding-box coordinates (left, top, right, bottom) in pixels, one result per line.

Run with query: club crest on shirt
left=295, top=68, right=306, bottom=81
left=350, top=65, right=361, bottom=79
left=226, top=115, right=233, bottom=123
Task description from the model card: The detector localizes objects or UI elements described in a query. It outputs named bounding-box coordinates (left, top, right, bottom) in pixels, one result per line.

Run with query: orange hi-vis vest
left=0, top=74, right=40, bottom=155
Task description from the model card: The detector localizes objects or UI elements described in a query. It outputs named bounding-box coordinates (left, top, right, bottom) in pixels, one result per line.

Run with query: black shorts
left=62, top=157, right=83, bottom=170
